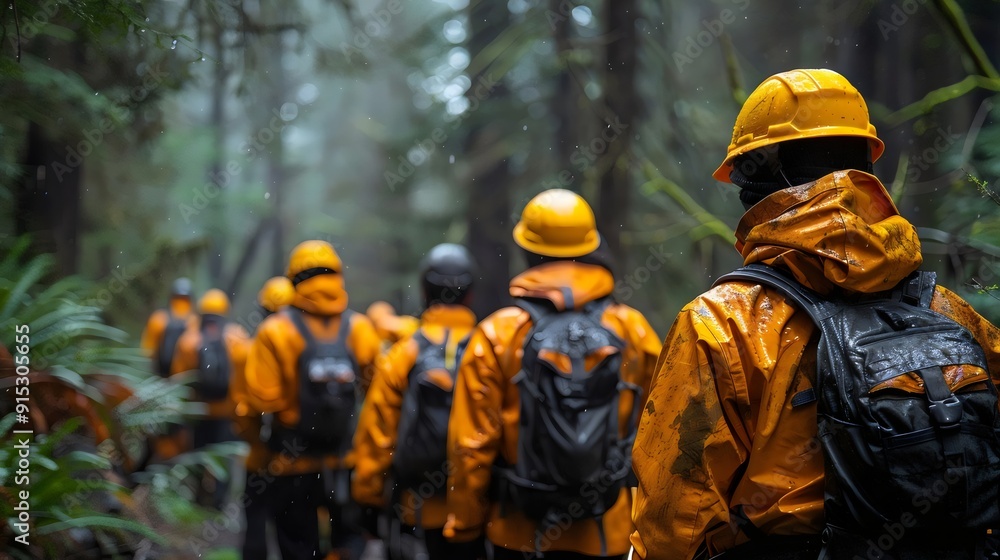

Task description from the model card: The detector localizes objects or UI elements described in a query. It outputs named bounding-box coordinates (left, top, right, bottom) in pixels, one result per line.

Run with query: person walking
left=445, top=189, right=662, bottom=559
left=629, top=68, right=1000, bottom=560
left=245, top=240, right=382, bottom=560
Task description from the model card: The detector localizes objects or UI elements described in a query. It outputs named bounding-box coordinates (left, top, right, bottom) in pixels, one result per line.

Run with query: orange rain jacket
left=444, top=261, right=662, bottom=556
left=230, top=313, right=281, bottom=473
left=229, top=349, right=272, bottom=472
left=630, top=171, right=1000, bottom=559
left=353, top=304, right=478, bottom=529
left=140, top=297, right=196, bottom=359
left=244, top=274, right=382, bottom=475
left=141, top=297, right=197, bottom=459
left=170, top=321, right=250, bottom=420
left=366, top=301, right=420, bottom=349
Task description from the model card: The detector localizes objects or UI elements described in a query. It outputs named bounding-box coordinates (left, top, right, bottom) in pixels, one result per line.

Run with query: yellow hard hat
left=257, top=276, right=295, bottom=313
left=513, top=189, right=600, bottom=258
left=198, top=288, right=230, bottom=316
left=285, top=240, right=343, bottom=283
left=713, top=68, right=885, bottom=183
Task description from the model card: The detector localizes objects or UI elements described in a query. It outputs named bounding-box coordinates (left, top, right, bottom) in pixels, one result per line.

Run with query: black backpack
left=381, top=329, right=470, bottom=560
left=192, top=319, right=231, bottom=401
left=156, top=311, right=187, bottom=377
left=715, top=264, right=1000, bottom=541
left=495, top=296, right=642, bottom=556
left=266, top=307, right=360, bottom=458
left=393, top=329, right=468, bottom=493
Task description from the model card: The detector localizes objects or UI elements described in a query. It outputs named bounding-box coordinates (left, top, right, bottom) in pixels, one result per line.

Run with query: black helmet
left=420, top=243, right=477, bottom=289
left=171, top=277, right=193, bottom=298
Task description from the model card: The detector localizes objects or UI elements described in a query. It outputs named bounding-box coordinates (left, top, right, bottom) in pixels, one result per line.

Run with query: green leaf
left=36, top=515, right=165, bottom=543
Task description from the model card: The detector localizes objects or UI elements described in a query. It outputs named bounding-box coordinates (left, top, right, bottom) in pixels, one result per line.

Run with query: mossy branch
left=719, top=33, right=746, bottom=107
left=639, top=159, right=734, bottom=244
left=877, top=75, right=1000, bottom=126
left=933, top=0, right=1000, bottom=80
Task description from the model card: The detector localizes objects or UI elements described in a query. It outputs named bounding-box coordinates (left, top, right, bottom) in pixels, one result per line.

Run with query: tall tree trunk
left=206, top=19, right=227, bottom=285
left=15, top=36, right=86, bottom=276
left=597, top=0, right=638, bottom=261
left=551, top=0, right=581, bottom=189
left=16, top=122, right=82, bottom=276
left=464, top=0, right=512, bottom=319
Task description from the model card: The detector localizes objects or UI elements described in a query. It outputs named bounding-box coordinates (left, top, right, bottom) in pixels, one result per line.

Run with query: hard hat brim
left=513, top=222, right=602, bottom=258
left=713, top=128, right=886, bottom=183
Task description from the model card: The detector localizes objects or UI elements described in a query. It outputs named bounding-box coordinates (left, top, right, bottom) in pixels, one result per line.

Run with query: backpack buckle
left=929, top=394, right=963, bottom=428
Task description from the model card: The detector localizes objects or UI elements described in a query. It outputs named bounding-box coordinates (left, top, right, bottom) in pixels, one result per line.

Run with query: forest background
left=3, top=0, right=1000, bottom=557
left=8, top=0, right=1000, bottom=334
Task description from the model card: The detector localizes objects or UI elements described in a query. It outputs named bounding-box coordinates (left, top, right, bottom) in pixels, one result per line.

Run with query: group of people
left=139, top=68, right=1000, bottom=560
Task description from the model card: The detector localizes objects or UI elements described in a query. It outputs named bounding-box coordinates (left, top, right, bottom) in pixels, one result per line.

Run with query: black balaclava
left=730, top=136, right=873, bottom=210
left=522, top=237, right=618, bottom=278
left=422, top=280, right=472, bottom=308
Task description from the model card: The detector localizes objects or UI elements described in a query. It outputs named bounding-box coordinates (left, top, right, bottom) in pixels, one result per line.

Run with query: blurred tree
left=464, top=0, right=515, bottom=318
left=597, top=0, right=639, bottom=259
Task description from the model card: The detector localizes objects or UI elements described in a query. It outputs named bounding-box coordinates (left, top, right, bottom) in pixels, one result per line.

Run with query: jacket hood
left=735, top=170, right=923, bottom=294
left=421, top=304, right=477, bottom=330
left=509, top=261, right=614, bottom=310
left=292, top=274, right=349, bottom=316
left=168, top=297, right=193, bottom=317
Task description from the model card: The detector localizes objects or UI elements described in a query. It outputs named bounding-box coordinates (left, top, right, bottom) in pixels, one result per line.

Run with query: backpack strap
left=285, top=306, right=356, bottom=346
left=713, top=264, right=837, bottom=324
left=515, top=296, right=555, bottom=324
left=894, top=270, right=936, bottom=308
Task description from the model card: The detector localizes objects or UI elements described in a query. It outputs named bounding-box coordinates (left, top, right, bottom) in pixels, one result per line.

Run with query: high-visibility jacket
left=244, top=273, right=381, bottom=475
left=353, top=304, right=477, bottom=529
left=444, top=261, right=661, bottom=556
left=630, top=171, right=1000, bottom=559
left=140, top=297, right=195, bottom=359
left=170, top=322, right=250, bottom=420
left=366, top=301, right=420, bottom=349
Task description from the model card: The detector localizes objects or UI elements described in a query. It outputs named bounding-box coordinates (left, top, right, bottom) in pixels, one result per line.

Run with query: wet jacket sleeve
left=169, top=330, right=198, bottom=376
left=229, top=345, right=256, bottom=439
left=630, top=304, right=745, bottom=560
left=933, top=286, right=1000, bottom=386
left=612, top=305, right=663, bottom=406
left=445, top=324, right=505, bottom=542
left=227, top=325, right=251, bottom=380
left=348, top=314, right=384, bottom=396
left=141, top=310, right=167, bottom=357
left=352, top=338, right=417, bottom=508
left=245, top=318, right=292, bottom=414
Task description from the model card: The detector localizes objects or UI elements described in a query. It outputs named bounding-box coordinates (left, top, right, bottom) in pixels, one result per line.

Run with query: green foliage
left=0, top=238, right=147, bottom=393
left=0, top=238, right=246, bottom=555
left=0, top=415, right=165, bottom=557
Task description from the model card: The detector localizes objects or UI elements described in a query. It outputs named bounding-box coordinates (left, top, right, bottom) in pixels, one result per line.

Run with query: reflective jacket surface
left=243, top=274, right=381, bottom=475
left=445, top=261, right=662, bottom=556
left=630, top=171, right=1000, bottom=559
left=171, top=321, right=250, bottom=420
left=352, top=304, right=478, bottom=529
left=140, top=298, right=195, bottom=360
